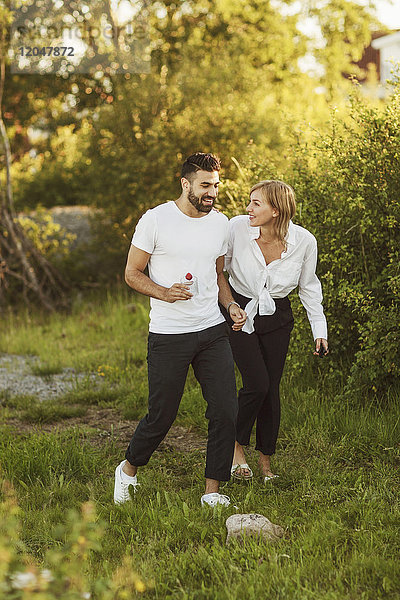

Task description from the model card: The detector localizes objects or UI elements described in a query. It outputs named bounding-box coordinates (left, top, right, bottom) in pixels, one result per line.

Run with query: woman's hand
left=229, top=304, right=247, bottom=331
left=313, top=338, right=329, bottom=357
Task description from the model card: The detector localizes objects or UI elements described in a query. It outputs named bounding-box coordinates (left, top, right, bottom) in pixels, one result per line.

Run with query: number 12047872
left=19, top=47, right=75, bottom=56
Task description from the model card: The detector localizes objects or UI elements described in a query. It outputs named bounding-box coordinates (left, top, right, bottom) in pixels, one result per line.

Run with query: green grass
left=0, top=290, right=149, bottom=375
left=29, top=362, right=64, bottom=377
left=63, top=382, right=126, bottom=406
left=0, top=392, right=88, bottom=423
left=22, top=401, right=88, bottom=423
left=0, top=290, right=399, bottom=599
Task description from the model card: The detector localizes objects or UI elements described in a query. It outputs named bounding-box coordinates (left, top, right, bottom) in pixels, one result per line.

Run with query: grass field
left=0, top=291, right=399, bottom=599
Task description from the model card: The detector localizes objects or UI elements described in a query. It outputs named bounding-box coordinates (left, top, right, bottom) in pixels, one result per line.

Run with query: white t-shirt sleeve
left=131, top=210, right=157, bottom=254
left=219, top=219, right=229, bottom=258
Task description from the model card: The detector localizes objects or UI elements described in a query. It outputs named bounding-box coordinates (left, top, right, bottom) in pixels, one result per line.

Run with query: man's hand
left=229, top=304, right=247, bottom=331
left=163, top=283, right=193, bottom=303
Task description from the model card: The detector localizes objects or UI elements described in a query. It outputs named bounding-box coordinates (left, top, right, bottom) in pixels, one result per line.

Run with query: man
left=114, top=152, right=247, bottom=507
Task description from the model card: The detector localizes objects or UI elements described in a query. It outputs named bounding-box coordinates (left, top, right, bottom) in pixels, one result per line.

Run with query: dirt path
left=6, top=406, right=206, bottom=453
left=1, top=351, right=207, bottom=453
left=2, top=353, right=207, bottom=453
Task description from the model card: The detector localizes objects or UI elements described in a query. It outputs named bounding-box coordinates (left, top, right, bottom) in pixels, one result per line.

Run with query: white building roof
left=372, top=31, right=400, bottom=50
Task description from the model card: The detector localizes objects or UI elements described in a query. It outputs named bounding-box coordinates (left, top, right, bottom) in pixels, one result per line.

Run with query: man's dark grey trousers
left=125, top=322, right=238, bottom=482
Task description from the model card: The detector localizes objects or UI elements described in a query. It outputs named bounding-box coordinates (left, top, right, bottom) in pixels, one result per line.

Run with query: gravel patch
left=1, top=354, right=207, bottom=453
left=0, top=353, right=101, bottom=400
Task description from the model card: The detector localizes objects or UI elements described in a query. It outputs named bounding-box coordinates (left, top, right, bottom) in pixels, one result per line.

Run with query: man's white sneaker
left=201, top=493, right=231, bottom=507
left=114, top=460, right=139, bottom=504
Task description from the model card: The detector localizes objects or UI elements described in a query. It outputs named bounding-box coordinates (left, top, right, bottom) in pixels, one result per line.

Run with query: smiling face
left=182, top=170, right=220, bottom=214
left=246, top=189, right=278, bottom=227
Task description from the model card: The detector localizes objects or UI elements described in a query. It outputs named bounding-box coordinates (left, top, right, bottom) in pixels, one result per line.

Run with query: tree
left=307, top=0, right=383, bottom=98
left=0, top=2, right=67, bottom=310
left=1, top=0, right=385, bottom=292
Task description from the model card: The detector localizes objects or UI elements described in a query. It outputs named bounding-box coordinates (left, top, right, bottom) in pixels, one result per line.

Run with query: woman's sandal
left=231, top=463, right=253, bottom=480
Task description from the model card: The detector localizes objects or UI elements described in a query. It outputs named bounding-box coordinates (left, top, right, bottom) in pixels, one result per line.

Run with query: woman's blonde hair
left=250, top=180, right=296, bottom=247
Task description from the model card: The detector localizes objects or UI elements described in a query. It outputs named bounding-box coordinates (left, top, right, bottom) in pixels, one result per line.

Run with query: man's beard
left=188, top=188, right=213, bottom=213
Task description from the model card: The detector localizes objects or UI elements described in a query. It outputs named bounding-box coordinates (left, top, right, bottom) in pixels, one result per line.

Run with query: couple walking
left=114, top=152, right=328, bottom=507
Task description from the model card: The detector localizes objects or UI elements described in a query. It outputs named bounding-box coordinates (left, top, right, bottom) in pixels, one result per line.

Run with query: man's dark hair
left=181, top=152, right=221, bottom=180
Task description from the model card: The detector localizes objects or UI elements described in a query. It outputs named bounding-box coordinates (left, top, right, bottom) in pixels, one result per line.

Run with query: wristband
left=226, top=301, right=240, bottom=314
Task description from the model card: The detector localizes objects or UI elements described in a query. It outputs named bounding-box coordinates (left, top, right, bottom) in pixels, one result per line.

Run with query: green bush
left=223, top=79, right=400, bottom=400
left=0, top=480, right=146, bottom=599
left=346, top=303, right=399, bottom=399
left=291, top=84, right=400, bottom=399
left=16, top=210, right=75, bottom=259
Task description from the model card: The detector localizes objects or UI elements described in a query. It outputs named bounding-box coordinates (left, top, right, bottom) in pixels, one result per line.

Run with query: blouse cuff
left=311, top=320, right=328, bottom=341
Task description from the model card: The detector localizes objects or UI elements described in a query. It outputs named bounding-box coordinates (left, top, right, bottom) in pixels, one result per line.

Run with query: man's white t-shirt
left=131, top=201, right=229, bottom=334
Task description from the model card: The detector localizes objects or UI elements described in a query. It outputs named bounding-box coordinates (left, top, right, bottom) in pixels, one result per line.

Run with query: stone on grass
left=226, top=513, right=284, bottom=545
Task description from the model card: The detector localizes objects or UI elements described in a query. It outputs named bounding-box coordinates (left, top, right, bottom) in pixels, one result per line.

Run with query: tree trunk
left=0, top=56, right=69, bottom=311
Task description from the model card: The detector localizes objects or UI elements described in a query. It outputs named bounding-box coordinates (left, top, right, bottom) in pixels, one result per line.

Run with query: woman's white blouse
left=225, top=215, right=328, bottom=339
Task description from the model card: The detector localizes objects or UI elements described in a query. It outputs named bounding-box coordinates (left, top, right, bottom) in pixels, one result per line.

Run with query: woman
left=221, top=180, right=328, bottom=482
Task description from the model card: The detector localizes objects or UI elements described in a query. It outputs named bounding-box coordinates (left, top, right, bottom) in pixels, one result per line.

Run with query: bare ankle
left=258, top=453, right=276, bottom=476
left=205, top=478, right=219, bottom=495
left=233, top=441, right=246, bottom=464
left=258, top=453, right=271, bottom=467
left=123, top=461, right=137, bottom=477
